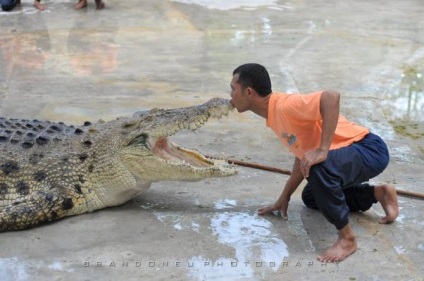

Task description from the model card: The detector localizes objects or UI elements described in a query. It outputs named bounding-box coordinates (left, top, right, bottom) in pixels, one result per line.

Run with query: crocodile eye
left=129, top=133, right=149, bottom=148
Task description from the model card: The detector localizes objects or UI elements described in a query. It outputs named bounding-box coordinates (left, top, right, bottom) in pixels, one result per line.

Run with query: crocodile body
left=0, top=98, right=236, bottom=231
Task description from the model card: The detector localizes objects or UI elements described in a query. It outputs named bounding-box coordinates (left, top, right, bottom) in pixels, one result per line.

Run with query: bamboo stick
left=395, top=189, right=424, bottom=200
left=226, top=159, right=292, bottom=175
left=207, top=156, right=424, bottom=200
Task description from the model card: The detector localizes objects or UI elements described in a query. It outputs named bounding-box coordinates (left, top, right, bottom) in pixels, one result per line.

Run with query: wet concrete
left=0, top=0, right=424, bottom=280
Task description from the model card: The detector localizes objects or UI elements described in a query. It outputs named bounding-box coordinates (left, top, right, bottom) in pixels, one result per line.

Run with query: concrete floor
left=1, top=0, right=424, bottom=280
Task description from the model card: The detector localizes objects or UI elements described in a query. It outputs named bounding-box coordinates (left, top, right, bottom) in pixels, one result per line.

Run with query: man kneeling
left=229, top=63, right=399, bottom=263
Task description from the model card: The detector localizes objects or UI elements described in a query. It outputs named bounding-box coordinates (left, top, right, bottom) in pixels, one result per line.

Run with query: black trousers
left=301, top=133, right=389, bottom=230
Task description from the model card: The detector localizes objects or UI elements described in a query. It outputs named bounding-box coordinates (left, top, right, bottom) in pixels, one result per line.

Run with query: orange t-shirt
left=266, top=91, right=369, bottom=159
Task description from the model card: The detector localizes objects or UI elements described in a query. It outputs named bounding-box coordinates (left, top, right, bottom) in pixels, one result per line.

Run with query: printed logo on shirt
left=281, top=132, right=299, bottom=148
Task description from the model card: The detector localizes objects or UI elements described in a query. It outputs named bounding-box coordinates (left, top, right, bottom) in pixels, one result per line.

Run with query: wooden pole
left=207, top=156, right=424, bottom=200
left=226, top=159, right=292, bottom=175
left=395, top=189, right=424, bottom=200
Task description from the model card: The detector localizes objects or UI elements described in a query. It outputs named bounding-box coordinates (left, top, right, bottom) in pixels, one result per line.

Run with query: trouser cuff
left=335, top=219, right=349, bottom=230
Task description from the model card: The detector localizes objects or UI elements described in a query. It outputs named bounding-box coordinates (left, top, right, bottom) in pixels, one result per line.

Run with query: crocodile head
left=117, top=98, right=237, bottom=183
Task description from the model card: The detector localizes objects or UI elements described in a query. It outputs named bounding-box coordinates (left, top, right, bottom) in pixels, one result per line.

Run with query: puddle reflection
left=154, top=199, right=288, bottom=280
left=0, top=258, right=74, bottom=281
left=0, top=257, right=30, bottom=281
left=67, top=30, right=118, bottom=76
left=378, top=59, right=424, bottom=156
left=170, top=0, right=284, bottom=11
left=384, top=63, right=423, bottom=121
left=393, top=63, right=424, bottom=121
left=0, top=6, right=43, bottom=16
left=0, top=25, right=50, bottom=79
left=382, top=61, right=424, bottom=141
left=0, top=18, right=119, bottom=81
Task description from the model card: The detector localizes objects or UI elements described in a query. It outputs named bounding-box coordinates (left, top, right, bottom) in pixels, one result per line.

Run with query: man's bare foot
left=95, top=0, right=105, bottom=9
left=33, top=0, right=45, bottom=10
left=318, top=224, right=357, bottom=263
left=74, top=0, right=87, bottom=9
left=374, top=184, right=399, bottom=224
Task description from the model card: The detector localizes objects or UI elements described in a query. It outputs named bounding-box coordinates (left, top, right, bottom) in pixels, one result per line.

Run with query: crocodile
left=0, top=98, right=236, bottom=232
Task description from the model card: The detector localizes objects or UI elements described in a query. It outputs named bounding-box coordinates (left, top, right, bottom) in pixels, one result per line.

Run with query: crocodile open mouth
left=152, top=137, right=215, bottom=168
left=136, top=97, right=235, bottom=173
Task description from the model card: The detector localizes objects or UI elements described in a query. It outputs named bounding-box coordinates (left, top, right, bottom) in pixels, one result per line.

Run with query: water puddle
left=381, top=58, right=424, bottom=156
left=0, top=258, right=30, bottom=281
left=0, top=258, right=74, bottom=281
left=384, top=63, right=424, bottom=122
left=214, top=198, right=237, bottom=210
left=171, top=0, right=290, bottom=11
left=154, top=199, right=289, bottom=280
left=0, top=0, right=82, bottom=15
left=393, top=245, right=407, bottom=255
left=0, top=6, right=46, bottom=16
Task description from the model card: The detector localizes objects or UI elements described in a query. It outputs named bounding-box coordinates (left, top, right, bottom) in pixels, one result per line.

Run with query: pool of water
left=170, top=0, right=288, bottom=11
left=154, top=198, right=289, bottom=281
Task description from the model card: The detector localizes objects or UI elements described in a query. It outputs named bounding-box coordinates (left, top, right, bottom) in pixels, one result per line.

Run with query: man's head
left=233, top=63, right=272, bottom=96
left=230, top=63, right=272, bottom=113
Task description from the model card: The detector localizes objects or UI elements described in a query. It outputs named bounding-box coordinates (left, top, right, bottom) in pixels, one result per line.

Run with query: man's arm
left=318, top=90, right=340, bottom=152
left=300, top=90, right=340, bottom=178
left=258, top=157, right=304, bottom=218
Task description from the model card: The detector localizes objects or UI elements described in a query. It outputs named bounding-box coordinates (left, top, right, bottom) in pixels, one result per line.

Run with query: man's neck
left=251, top=93, right=272, bottom=119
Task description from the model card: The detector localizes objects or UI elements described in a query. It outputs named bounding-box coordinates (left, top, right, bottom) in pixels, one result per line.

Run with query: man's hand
left=300, top=148, right=328, bottom=178
left=258, top=197, right=289, bottom=220
left=258, top=158, right=304, bottom=220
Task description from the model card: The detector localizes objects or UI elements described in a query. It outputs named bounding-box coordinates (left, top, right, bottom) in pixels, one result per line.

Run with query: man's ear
left=246, top=87, right=256, bottom=98
left=245, top=87, right=251, bottom=96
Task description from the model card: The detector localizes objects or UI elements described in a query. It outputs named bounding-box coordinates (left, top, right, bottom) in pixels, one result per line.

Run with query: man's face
left=230, top=74, right=249, bottom=113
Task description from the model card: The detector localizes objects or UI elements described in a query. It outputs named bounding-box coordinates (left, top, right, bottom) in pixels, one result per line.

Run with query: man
left=74, top=0, right=105, bottom=10
left=1, top=0, right=19, bottom=11
left=229, top=63, right=399, bottom=263
left=1, top=0, right=46, bottom=11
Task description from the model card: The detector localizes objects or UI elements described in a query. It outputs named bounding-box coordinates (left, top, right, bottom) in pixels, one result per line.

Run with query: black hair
left=233, top=63, right=272, bottom=97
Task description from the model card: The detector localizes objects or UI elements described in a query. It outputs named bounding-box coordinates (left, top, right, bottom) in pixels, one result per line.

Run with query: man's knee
left=306, top=165, right=350, bottom=227
left=1, top=0, right=17, bottom=11
left=2, top=5, right=15, bottom=11
left=301, top=185, right=319, bottom=210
